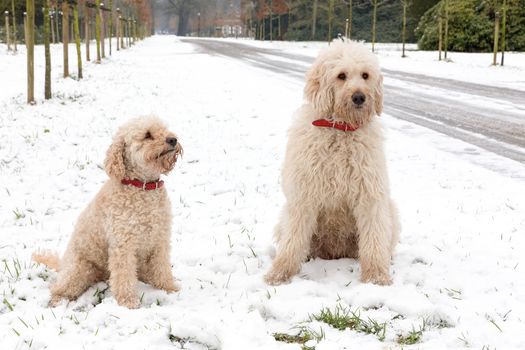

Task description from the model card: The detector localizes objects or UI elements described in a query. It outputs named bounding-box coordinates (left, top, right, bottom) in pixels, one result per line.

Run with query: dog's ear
left=304, top=61, right=323, bottom=105
left=304, top=61, right=334, bottom=113
left=104, top=133, right=126, bottom=179
left=374, top=73, right=384, bottom=116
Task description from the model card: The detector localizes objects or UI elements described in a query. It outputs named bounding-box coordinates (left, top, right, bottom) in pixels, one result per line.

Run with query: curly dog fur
left=265, top=40, right=400, bottom=286
left=33, top=116, right=183, bottom=308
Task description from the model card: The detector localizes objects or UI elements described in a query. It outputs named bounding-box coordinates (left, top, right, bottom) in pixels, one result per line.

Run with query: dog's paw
left=360, top=272, right=392, bottom=286
left=163, top=281, right=181, bottom=293
left=116, top=296, right=140, bottom=309
left=48, top=295, right=65, bottom=308
left=264, top=267, right=295, bottom=286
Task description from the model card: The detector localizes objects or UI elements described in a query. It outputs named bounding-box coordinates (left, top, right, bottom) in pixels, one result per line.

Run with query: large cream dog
left=265, top=40, right=400, bottom=286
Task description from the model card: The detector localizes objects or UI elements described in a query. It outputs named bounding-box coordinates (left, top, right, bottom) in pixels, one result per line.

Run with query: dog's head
left=304, top=40, right=383, bottom=126
left=104, top=116, right=183, bottom=181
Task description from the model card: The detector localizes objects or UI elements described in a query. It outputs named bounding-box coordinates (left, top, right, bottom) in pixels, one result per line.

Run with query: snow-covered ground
left=220, top=38, right=525, bottom=91
left=1, top=36, right=525, bottom=350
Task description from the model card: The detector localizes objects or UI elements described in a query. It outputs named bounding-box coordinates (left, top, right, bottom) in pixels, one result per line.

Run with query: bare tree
left=371, top=0, right=377, bottom=52
left=62, top=0, right=70, bottom=77
left=4, top=11, right=10, bottom=51
left=401, top=0, right=410, bottom=57
left=492, top=5, right=500, bottom=66
left=44, top=0, right=52, bottom=98
left=443, top=0, right=448, bottom=59
left=343, top=0, right=353, bottom=38
left=327, top=0, right=334, bottom=42
left=26, top=0, right=35, bottom=104
left=311, top=0, right=318, bottom=39
left=11, top=0, right=17, bottom=51
left=73, top=1, right=83, bottom=78
left=96, top=0, right=101, bottom=62
left=500, top=0, right=507, bottom=66
left=109, top=0, right=113, bottom=55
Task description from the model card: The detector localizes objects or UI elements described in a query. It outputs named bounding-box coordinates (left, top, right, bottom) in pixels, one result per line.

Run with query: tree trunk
left=11, top=0, right=17, bottom=51
left=119, top=17, right=122, bottom=49
left=402, top=1, right=407, bottom=57
left=55, top=5, right=60, bottom=43
left=438, top=12, right=442, bottom=60
left=444, top=0, right=448, bottom=59
left=311, top=0, right=317, bottom=40
left=127, top=19, right=131, bottom=46
left=96, top=0, right=101, bottom=62
left=328, top=0, right=334, bottom=42
left=108, top=0, right=112, bottom=55
left=101, top=8, right=105, bottom=58
left=62, top=1, right=69, bottom=77
left=492, top=11, right=500, bottom=65
left=348, top=0, right=352, bottom=39
left=51, top=12, right=56, bottom=44
left=73, top=3, right=82, bottom=79
left=500, top=0, right=507, bottom=66
left=116, top=14, right=120, bottom=50
left=371, top=0, right=377, bottom=52
left=26, top=0, right=35, bottom=104
left=44, top=0, right=51, bottom=99
left=85, top=6, right=90, bottom=61
left=278, top=14, right=281, bottom=40
left=269, top=0, right=273, bottom=41
left=4, top=11, right=10, bottom=51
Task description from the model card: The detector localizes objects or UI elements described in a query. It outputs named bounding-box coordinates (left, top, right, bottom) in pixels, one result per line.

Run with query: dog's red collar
left=312, top=119, right=359, bottom=132
left=121, top=179, right=164, bottom=191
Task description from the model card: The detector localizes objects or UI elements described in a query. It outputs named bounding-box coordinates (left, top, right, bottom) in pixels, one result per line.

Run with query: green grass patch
left=309, top=305, right=386, bottom=341
left=273, top=326, right=324, bottom=350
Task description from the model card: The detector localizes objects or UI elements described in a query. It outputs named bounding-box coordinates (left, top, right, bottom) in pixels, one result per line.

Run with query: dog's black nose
left=166, top=137, right=177, bottom=147
left=352, top=92, right=366, bottom=106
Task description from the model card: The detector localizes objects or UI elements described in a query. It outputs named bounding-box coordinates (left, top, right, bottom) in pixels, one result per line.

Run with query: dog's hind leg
left=49, top=258, right=106, bottom=306
left=265, top=202, right=317, bottom=285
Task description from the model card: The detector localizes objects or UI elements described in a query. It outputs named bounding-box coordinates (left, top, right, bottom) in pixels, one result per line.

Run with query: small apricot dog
left=34, top=116, right=183, bottom=308
left=265, top=40, right=400, bottom=286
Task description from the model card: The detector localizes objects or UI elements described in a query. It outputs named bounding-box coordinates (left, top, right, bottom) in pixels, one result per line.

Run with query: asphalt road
left=182, top=38, right=525, bottom=165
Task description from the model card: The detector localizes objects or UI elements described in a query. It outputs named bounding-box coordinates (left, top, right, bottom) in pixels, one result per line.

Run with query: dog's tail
left=32, top=250, right=61, bottom=271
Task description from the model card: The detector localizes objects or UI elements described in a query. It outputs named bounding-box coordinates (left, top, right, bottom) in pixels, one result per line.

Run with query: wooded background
left=3, top=0, right=525, bottom=52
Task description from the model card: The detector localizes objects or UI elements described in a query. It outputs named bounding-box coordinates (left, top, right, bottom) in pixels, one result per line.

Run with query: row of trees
left=241, top=0, right=436, bottom=43
left=2, top=0, right=154, bottom=104
left=417, top=0, right=524, bottom=54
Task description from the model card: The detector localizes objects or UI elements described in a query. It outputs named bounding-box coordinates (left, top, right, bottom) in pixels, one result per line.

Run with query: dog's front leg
left=354, top=190, right=393, bottom=286
left=139, top=244, right=180, bottom=293
left=108, top=242, right=140, bottom=308
left=265, top=203, right=317, bottom=285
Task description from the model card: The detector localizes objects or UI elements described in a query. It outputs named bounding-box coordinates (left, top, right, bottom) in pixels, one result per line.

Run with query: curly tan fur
left=33, top=116, right=183, bottom=308
left=265, top=40, right=400, bottom=286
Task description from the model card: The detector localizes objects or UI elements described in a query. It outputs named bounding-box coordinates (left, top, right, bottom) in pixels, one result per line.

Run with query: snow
left=218, top=38, right=525, bottom=91
left=1, top=36, right=525, bottom=350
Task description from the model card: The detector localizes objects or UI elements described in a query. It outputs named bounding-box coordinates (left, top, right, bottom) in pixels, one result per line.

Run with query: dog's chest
left=110, top=189, right=172, bottom=242
left=288, top=130, right=372, bottom=201
left=314, top=134, right=363, bottom=175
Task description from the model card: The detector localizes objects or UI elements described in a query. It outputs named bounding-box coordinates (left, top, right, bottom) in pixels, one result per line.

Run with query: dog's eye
left=362, top=72, right=369, bottom=80
left=144, top=131, right=153, bottom=140
left=337, top=73, right=346, bottom=80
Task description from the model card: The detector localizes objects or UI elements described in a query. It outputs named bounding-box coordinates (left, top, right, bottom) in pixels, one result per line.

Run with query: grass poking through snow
left=273, top=326, right=325, bottom=350
left=309, top=305, right=386, bottom=341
